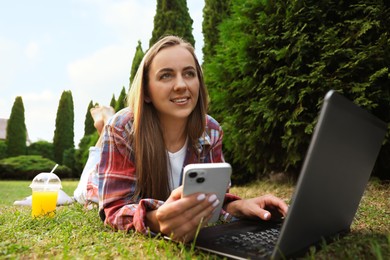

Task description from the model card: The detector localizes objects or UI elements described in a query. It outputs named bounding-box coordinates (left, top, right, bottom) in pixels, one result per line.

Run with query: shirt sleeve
left=219, top=193, right=242, bottom=222
left=207, top=117, right=225, bottom=163
left=98, top=121, right=164, bottom=234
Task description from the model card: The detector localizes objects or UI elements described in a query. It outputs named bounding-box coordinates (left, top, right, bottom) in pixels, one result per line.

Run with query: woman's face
left=147, top=45, right=200, bottom=124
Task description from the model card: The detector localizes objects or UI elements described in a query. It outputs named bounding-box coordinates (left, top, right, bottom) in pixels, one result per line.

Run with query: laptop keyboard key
left=213, top=227, right=280, bottom=257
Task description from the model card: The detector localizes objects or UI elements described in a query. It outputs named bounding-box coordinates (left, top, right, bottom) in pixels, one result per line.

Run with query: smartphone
left=182, top=162, right=232, bottom=223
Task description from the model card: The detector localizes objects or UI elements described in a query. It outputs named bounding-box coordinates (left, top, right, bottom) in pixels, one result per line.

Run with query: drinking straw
left=44, top=164, right=59, bottom=188
left=50, top=164, right=59, bottom=173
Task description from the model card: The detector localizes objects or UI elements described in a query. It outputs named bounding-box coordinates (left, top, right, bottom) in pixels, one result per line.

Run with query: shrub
left=0, top=155, right=71, bottom=180
left=27, top=141, right=54, bottom=161
left=205, top=0, right=390, bottom=182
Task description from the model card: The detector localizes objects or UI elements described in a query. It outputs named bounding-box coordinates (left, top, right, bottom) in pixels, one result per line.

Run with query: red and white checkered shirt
left=98, top=108, right=240, bottom=234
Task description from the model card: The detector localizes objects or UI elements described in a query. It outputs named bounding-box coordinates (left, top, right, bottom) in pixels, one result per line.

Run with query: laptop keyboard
left=212, top=225, right=281, bottom=258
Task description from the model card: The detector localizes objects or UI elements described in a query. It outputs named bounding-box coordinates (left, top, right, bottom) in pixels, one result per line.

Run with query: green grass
left=0, top=179, right=389, bottom=259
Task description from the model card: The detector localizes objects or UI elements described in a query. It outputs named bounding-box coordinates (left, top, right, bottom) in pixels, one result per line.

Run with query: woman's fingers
left=260, top=194, right=289, bottom=217
left=169, top=213, right=212, bottom=243
left=226, top=194, right=288, bottom=221
left=156, top=193, right=219, bottom=241
left=158, top=192, right=218, bottom=220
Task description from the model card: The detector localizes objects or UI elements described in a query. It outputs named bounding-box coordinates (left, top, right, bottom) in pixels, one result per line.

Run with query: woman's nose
left=174, top=75, right=187, bottom=91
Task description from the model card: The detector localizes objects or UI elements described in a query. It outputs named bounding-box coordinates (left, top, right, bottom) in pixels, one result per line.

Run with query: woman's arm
left=98, top=121, right=163, bottom=233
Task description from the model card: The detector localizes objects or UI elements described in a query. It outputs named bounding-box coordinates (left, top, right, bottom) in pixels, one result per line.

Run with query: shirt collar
left=194, top=131, right=211, bottom=154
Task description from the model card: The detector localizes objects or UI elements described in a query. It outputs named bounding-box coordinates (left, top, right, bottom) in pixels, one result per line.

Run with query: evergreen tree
left=6, top=96, right=27, bottom=157
left=84, top=100, right=95, bottom=136
left=130, top=40, right=145, bottom=85
left=115, top=87, right=127, bottom=112
left=63, top=147, right=76, bottom=175
left=53, top=90, right=74, bottom=164
left=202, top=0, right=232, bottom=65
left=110, top=94, right=116, bottom=111
left=0, top=140, right=7, bottom=159
left=206, top=0, right=390, bottom=181
left=149, top=0, right=195, bottom=47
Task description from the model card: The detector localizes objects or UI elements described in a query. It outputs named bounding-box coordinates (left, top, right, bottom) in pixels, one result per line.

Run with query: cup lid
left=30, top=172, right=62, bottom=190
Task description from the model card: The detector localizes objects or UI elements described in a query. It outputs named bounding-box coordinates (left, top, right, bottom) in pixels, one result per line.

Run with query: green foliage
left=110, top=94, right=117, bottom=111
left=53, top=91, right=75, bottom=164
left=84, top=101, right=96, bottom=136
left=0, top=155, right=71, bottom=180
left=62, top=147, right=76, bottom=175
left=130, top=40, right=145, bottom=85
left=115, top=86, right=127, bottom=112
left=202, top=0, right=232, bottom=65
left=205, top=0, right=390, bottom=182
left=6, top=96, right=27, bottom=157
left=149, top=0, right=195, bottom=47
left=27, top=141, right=54, bottom=161
left=0, top=140, right=7, bottom=160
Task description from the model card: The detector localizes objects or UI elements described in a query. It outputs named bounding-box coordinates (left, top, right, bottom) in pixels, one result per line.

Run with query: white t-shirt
left=167, top=139, right=188, bottom=190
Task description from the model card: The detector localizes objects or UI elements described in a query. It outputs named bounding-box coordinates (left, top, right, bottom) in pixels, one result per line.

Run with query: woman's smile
left=171, top=96, right=190, bottom=105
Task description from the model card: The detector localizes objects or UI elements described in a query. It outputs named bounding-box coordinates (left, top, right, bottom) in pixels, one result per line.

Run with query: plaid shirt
left=98, top=108, right=240, bottom=234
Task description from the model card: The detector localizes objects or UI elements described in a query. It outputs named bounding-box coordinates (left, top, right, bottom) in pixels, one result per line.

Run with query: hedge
left=0, top=155, right=71, bottom=180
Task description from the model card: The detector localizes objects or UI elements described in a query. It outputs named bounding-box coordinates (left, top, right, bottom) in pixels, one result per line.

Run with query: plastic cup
left=29, top=172, right=62, bottom=218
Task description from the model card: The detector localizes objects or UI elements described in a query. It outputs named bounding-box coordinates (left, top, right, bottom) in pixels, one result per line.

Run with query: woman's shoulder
left=205, top=114, right=222, bottom=131
left=200, top=115, right=223, bottom=148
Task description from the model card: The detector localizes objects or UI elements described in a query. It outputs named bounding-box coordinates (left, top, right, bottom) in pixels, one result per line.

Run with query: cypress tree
left=0, top=140, right=7, bottom=159
left=75, top=99, right=99, bottom=174
left=6, top=96, right=27, bottom=157
left=149, top=0, right=195, bottom=47
left=53, top=90, right=75, bottom=164
left=130, top=40, right=145, bottom=86
left=84, top=100, right=95, bottom=136
left=115, top=87, right=127, bottom=112
left=110, top=94, right=117, bottom=111
left=202, top=0, right=232, bottom=65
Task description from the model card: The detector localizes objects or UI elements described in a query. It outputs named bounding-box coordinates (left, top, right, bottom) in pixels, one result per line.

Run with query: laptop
left=194, top=90, right=387, bottom=259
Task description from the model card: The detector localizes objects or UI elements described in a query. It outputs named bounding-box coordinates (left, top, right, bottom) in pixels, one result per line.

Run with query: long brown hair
left=128, top=35, right=208, bottom=201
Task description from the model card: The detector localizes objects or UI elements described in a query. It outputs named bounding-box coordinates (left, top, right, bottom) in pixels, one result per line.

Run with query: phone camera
left=196, top=177, right=205, bottom=183
left=189, top=172, right=197, bottom=178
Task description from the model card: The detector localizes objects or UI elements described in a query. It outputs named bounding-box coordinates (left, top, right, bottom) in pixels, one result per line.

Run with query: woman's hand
left=146, top=186, right=220, bottom=243
left=225, top=194, right=288, bottom=221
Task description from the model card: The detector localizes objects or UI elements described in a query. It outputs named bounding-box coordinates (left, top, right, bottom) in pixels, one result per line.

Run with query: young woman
left=98, top=35, right=288, bottom=242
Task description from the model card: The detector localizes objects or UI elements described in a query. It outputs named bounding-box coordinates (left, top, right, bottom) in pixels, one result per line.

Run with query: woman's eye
left=160, top=73, right=172, bottom=80
left=184, top=70, right=196, bottom=78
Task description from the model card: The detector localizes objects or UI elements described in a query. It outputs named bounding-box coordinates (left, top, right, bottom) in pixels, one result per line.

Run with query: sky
left=0, top=0, right=205, bottom=146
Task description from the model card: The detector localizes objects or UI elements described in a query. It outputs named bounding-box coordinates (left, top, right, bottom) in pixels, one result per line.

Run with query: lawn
left=0, top=179, right=389, bottom=259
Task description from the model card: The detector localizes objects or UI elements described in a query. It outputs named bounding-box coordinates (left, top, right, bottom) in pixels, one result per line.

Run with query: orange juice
left=31, top=190, right=58, bottom=217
